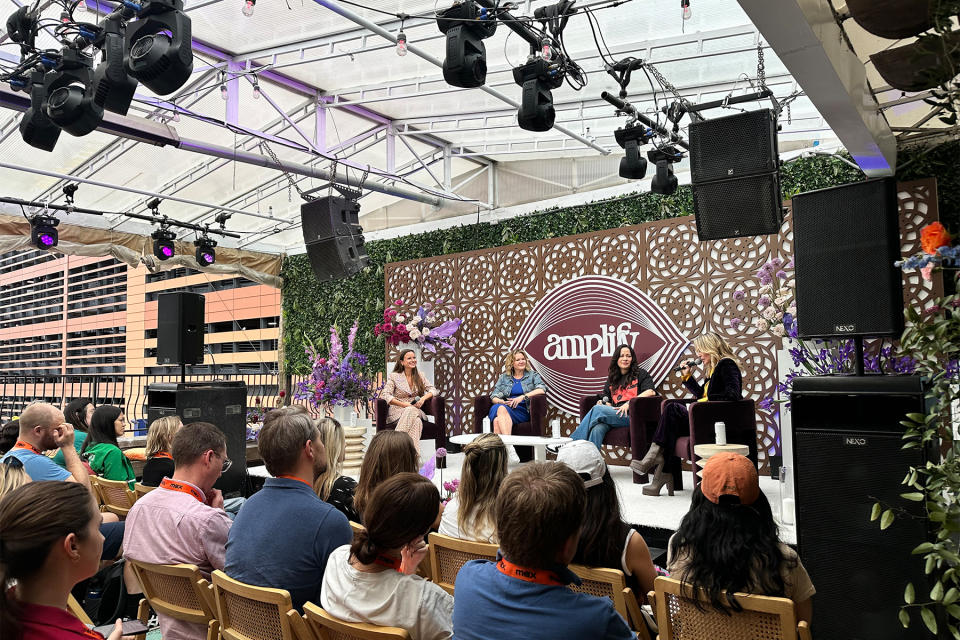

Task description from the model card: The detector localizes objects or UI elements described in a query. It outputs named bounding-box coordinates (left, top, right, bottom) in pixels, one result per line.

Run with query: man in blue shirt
left=225, top=405, right=352, bottom=611
left=1, top=403, right=89, bottom=486
left=453, top=462, right=634, bottom=640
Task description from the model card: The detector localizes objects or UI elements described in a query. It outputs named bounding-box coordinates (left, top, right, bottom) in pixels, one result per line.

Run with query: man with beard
left=224, top=405, right=351, bottom=611
left=1, top=402, right=88, bottom=485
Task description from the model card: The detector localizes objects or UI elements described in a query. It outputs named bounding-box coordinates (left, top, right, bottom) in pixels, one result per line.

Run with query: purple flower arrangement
left=294, top=320, right=377, bottom=410
left=375, top=298, right=462, bottom=353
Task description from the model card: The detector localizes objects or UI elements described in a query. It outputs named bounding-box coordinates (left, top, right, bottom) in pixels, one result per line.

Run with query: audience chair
left=211, top=570, right=314, bottom=640
left=127, top=560, right=219, bottom=640
left=67, top=593, right=94, bottom=625
left=473, top=394, right=548, bottom=462
left=428, top=532, right=498, bottom=596
left=664, top=398, right=758, bottom=490
left=623, top=587, right=653, bottom=640
left=303, top=602, right=410, bottom=639
left=349, top=520, right=364, bottom=541
left=579, top=394, right=662, bottom=484
left=134, top=482, right=156, bottom=500
left=652, top=576, right=813, bottom=640
left=568, top=564, right=631, bottom=624
left=91, top=476, right=137, bottom=518
left=375, top=395, right=447, bottom=465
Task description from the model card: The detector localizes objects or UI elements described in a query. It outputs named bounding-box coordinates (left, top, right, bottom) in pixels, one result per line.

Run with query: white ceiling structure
left=0, top=0, right=872, bottom=255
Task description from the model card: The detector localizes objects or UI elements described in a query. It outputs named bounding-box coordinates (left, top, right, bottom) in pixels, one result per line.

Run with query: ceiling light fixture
left=195, top=234, right=217, bottom=266
left=30, top=215, right=60, bottom=249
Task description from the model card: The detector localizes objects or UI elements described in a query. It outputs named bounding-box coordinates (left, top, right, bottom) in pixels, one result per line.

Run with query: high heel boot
left=642, top=460, right=675, bottom=497
left=630, top=442, right=664, bottom=475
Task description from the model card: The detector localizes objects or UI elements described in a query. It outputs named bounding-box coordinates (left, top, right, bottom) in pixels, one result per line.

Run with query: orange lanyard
left=277, top=474, right=312, bottom=488
left=159, top=477, right=205, bottom=503
left=496, top=557, right=566, bottom=586
left=12, top=439, right=41, bottom=455
left=152, top=451, right=173, bottom=460
left=373, top=554, right=403, bottom=572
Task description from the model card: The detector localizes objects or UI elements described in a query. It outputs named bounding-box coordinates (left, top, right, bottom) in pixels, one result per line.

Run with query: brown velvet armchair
left=579, top=394, right=662, bottom=484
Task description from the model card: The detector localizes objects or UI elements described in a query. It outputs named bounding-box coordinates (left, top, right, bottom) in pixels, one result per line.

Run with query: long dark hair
left=391, top=349, right=426, bottom=396
left=607, top=344, right=643, bottom=392
left=354, top=431, right=419, bottom=520
left=0, top=481, right=98, bottom=640
left=669, top=487, right=793, bottom=612
left=81, top=405, right=123, bottom=454
left=63, top=398, right=93, bottom=433
left=352, top=473, right=439, bottom=564
left=573, top=469, right=630, bottom=569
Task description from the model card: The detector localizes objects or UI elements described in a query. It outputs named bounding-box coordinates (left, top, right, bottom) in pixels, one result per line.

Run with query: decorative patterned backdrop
left=384, top=179, right=942, bottom=472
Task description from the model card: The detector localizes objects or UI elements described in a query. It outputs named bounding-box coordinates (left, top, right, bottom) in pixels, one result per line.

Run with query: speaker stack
left=156, top=291, right=205, bottom=366
left=301, top=196, right=371, bottom=280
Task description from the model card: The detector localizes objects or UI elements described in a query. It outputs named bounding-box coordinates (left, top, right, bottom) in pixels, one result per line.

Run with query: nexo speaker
left=690, top=109, right=783, bottom=240
left=792, top=178, right=904, bottom=338
left=147, top=381, right=247, bottom=492
left=156, top=292, right=205, bottom=365
left=301, top=196, right=370, bottom=281
left=791, top=376, right=935, bottom=640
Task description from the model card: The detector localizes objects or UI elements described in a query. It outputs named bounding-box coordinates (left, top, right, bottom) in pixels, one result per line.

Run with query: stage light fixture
left=92, top=17, right=139, bottom=116
left=195, top=235, right=216, bottom=266
left=44, top=48, right=104, bottom=137
left=124, top=0, right=193, bottom=95
left=242, top=0, right=255, bottom=16
left=152, top=228, right=176, bottom=260
left=30, top=215, right=60, bottom=249
left=19, top=71, right=62, bottom=152
left=437, top=0, right=497, bottom=88
left=648, top=146, right=681, bottom=195
left=513, top=57, right=563, bottom=132
left=614, top=123, right=653, bottom=180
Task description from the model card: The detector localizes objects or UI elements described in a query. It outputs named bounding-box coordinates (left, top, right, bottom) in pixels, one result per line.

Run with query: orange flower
left=921, top=222, right=952, bottom=255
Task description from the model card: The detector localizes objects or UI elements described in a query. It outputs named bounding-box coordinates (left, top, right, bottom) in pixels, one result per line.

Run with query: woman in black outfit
left=632, top=332, right=743, bottom=496
left=141, top=415, right=182, bottom=486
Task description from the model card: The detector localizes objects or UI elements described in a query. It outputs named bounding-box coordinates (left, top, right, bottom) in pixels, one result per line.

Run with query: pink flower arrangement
left=374, top=298, right=462, bottom=353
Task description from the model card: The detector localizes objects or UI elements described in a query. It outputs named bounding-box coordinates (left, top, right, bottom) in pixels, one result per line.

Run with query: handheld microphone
left=673, top=358, right=701, bottom=373
left=602, top=395, right=610, bottom=405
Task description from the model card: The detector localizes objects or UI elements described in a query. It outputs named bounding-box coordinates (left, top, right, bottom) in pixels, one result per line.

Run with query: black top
left=325, top=474, right=360, bottom=523
left=141, top=456, right=176, bottom=487
left=683, top=358, right=742, bottom=401
left=602, top=368, right=656, bottom=407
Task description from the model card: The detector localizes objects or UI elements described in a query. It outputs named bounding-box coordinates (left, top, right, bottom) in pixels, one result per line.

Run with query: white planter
left=777, top=343, right=796, bottom=508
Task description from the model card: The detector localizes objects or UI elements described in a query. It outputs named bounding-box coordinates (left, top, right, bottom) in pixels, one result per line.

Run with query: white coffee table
left=449, top=433, right=572, bottom=462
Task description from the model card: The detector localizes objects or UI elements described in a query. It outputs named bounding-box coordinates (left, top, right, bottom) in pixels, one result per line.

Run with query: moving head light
left=648, top=146, right=681, bottom=195
left=513, top=57, right=563, bottom=132
left=45, top=48, right=104, bottom=137
left=19, top=71, right=62, bottom=151
left=614, top=123, right=654, bottom=180
left=93, top=17, right=139, bottom=115
left=437, top=0, right=497, bottom=88
left=124, top=0, right=193, bottom=95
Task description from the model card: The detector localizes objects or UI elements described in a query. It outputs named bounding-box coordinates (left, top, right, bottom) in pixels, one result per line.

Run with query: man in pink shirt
left=123, top=421, right=233, bottom=640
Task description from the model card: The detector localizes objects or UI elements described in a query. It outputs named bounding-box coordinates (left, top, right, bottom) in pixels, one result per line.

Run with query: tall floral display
left=294, top=320, right=378, bottom=413
left=374, top=299, right=462, bottom=353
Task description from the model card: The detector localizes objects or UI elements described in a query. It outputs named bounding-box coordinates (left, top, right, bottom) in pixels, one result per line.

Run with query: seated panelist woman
left=571, top=344, right=656, bottom=450
left=380, top=349, right=438, bottom=454
left=488, top=350, right=546, bottom=436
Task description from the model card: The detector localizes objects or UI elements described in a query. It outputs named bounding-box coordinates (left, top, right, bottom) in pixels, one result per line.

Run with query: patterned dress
left=380, top=371, right=439, bottom=452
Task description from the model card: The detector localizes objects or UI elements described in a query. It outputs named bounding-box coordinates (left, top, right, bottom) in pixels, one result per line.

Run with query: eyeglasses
left=211, top=450, right=232, bottom=473
left=2, top=456, right=24, bottom=469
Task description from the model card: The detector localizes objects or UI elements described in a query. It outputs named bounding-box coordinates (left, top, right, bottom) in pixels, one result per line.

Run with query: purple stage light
left=39, top=233, right=56, bottom=247
left=161, top=245, right=174, bottom=257
left=201, top=252, right=214, bottom=263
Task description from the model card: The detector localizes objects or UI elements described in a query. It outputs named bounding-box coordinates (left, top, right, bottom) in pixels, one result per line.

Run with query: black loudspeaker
left=791, top=376, right=935, bottom=640
left=301, top=196, right=370, bottom=281
left=147, top=382, right=247, bottom=493
left=792, top=178, right=904, bottom=338
left=690, top=109, right=782, bottom=240
left=156, top=292, right=205, bottom=365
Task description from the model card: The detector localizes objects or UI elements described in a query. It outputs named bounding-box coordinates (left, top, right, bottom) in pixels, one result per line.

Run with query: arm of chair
left=428, top=395, right=446, bottom=448
left=580, top=394, right=602, bottom=419
left=628, top=396, right=660, bottom=458
left=623, top=588, right=652, bottom=640
left=797, top=620, right=812, bottom=640
left=375, top=398, right=389, bottom=432
left=529, top=394, right=548, bottom=436
left=474, top=396, right=493, bottom=433
left=287, top=610, right=317, bottom=640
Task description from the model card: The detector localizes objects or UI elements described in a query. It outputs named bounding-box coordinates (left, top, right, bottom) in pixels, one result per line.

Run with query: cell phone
left=92, top=619, right=150, bottom=636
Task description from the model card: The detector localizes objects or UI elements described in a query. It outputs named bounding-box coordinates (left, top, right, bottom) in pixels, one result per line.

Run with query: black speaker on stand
left=147, top=381, right=247, bottom=493
left=791, top=376, right=936, bottom=640
left=301, top=195, right=370, bottom=280
left=157, top=292, right=206, bottom=378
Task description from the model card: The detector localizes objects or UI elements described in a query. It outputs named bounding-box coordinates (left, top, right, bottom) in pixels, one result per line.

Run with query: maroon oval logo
left=512, top=275, right=690, bottom=415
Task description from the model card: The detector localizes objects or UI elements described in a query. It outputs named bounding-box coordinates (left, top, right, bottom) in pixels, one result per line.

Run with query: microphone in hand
left=602, top=395, right=610, bottom=405
left=674, top=358, right=701, bottom=373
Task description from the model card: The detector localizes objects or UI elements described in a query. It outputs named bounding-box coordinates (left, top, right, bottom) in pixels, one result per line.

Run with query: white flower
left=409, top=329, right=421, bottom=340
left=407, top=323, right=417, bottom=332
left=396, top=314, right=405, bottom=323
left=762, top=306, right=777, bottom=320
left=753, top=317, right=767, bottom=330
left=775, top=310, right=784, bottom=321
left=759, top=284, right=773, bottom=294
left=787, top=304, right=797, bottom=315
left=775, top=295, right=789, bottom=306
left=422, top=328, right=431, bottom=337
left=771, top=324, right=786, bottom=337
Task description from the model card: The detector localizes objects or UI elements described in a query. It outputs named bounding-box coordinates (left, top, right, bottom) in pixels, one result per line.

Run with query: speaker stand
left=853, top=336, right=864, bottom=376
left=181, top=363, right=186, bottom=384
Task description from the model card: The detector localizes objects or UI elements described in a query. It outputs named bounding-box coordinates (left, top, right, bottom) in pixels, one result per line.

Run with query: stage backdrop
left=384, top=178, right=942, bottom=470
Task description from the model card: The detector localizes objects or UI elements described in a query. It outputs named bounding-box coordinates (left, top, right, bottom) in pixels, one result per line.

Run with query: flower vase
left=400, top=341, right=434, bottom=383
left=332, top=404, right=354, bottom=426
left=776, top=341, right=795, bottom=510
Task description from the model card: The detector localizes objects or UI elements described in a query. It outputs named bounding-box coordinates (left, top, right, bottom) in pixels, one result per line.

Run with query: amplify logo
left=512, top=275, right=690, bottom=415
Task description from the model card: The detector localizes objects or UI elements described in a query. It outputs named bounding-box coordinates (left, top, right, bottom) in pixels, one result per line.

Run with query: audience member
left=0, top=420, right=19, bottom=456
left=52, top=398, right=94, bottom=468
left=0, top=459, right=30, bottom=495
left=668, top=453, right=815, bottom=623
left=225, top=406, right=351, bottom=611
left=1, top=403, right=89, bottom=487
left=141, top=416, right=182, bottom=486
left=557, top=441, right=657, bottom=602
left=313, top=417, right=360, bottom=522
left=438, top=433, right=506, bottom=543
left=322, top=473, right=451, bottom=640
left=80, top=406, right=135, bottom=489
left=353, top=430, right=419, bottom=521
left=452, top=462, right=634, bottom=640
left=123, top=421, right=232, bottom=640
left=0, top=481, right=124, bottom=640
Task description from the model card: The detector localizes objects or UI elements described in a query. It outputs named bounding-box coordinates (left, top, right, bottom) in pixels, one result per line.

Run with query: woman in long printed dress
left=380, top=349, right=439, bottom=453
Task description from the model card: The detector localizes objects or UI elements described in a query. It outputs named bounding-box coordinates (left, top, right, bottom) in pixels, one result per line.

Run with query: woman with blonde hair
left=353, top=430, right=420, bottom=522
left=0, top=459, right=30, bottom=498
left=141, top=415, right=183, bottom=486
left=381, top=349, right=439, bottom=452
left=632, top=332, right=744, bottom=496
left=314, top=417, right=360, bottom=522
left=486, top=350, right=546, bottom=436
left=438, top=433, right=507, bottom=543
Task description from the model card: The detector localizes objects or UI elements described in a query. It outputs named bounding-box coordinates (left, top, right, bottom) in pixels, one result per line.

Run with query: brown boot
left=641, top=461, right=675, bottom=497
left=630, top=443, right=663, bottom=475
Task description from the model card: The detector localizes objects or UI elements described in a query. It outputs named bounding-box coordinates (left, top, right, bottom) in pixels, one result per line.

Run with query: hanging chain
left=757, top=42, right=766, bottom=90
left=644, top=61, right=701, bottom=121
left=260, top=141, right=315, bottom=202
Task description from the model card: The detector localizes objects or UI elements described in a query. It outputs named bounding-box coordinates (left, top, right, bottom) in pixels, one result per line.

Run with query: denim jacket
left=490, top=370, right=547, bottom=399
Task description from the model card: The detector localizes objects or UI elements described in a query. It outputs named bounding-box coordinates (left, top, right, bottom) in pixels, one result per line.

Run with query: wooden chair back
left=134, top=482, right=156, bottom=499
left=623, top=587, right=653, bottom=640
left=303, top=602, right=410, bottom=640
left=653, top=576, right=810, bottom=640
left=127, top=560, right=219, bottom=640
left=349, top=521, right=364, bottom=541
left=428, top=532, right=498, bottom=595
left=211, top=569, right=313, bottom=640
left=67, top=594, right=93, bottom=625
left=91, top=476, right=137, bottom=517
left=568, top=564, right=630, bottom=623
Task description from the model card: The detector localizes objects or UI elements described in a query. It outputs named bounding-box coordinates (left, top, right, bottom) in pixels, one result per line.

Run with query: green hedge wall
left=282, top=144, right=959, bottom=375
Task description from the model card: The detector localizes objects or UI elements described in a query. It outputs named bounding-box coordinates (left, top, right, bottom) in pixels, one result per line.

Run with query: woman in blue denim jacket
left=488, top=350, right=547, bottom=436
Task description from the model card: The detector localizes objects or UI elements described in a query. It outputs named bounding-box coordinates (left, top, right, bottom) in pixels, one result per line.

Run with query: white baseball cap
left=556, top=440, right=606, bottom=489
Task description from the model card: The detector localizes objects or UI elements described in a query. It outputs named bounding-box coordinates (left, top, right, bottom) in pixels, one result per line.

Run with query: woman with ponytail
left=321, top=472, right=452, bottom=640
left=438, top=433, right=507, bottom=543
left=0, top=481, right=125, bottom=640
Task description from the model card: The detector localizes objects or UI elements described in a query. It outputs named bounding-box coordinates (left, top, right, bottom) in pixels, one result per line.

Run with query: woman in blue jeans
left=571, top=344, right=656, bottom=450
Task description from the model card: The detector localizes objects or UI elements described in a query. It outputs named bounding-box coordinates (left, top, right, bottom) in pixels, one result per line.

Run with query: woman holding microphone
left=380, top=349, right=438, bottom=453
